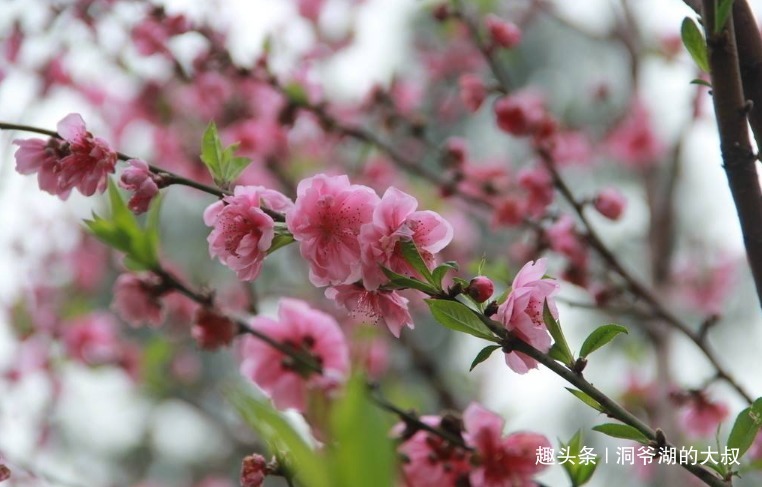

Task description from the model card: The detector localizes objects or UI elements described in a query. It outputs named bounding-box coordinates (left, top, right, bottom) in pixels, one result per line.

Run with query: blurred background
left=2, top=0, right=762, bottom=486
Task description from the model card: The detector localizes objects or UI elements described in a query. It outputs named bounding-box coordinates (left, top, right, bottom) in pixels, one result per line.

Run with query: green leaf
left=228, top=388, right=330, bottom=487
left=715, top=0, right=735, bottom=34
left=200, top=121, right=224, bottom=180
left=592, top=423, right=649, bottom=444
left=579, top=324, right=628, bottom=359
left=267, top=234, right=296, bottom=255
left=690, top=78, right=712, bottom=87
left=470, top=345, right=502, bottom=371
left=425, top=299, right=499, bottom=342
left=84, top=181, right=159, bottom=271
left=543, top=300, right=574, bottom=366
left=399, top=240, right=434, bottom=284
left=382, top=267, right=440, bottom=295
left=681, top=17, right=710, bottom=73
left=432, top=261, right=458, bottom=289
left=199, top=121, right=253, bottom=187
left=727, top=398, right=762, bottom=457
left=559, top=430, right=599, bottom=486
left=329, top=375, right=395, bottom=487
left=283, top=81, right=309, bottom=105
left=566, top=388, right=606, bottom=413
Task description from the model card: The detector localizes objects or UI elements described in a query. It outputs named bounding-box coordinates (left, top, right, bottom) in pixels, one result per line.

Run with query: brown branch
left=702, top=0, right=762, bottom=311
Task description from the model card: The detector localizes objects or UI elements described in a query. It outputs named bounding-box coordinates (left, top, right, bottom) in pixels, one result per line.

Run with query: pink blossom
left=62, top=313, right=121, bottom=366
left=287, top=174, right=379, bottom=287
left=485, top=14, right=522, bottom=49
left=550, top=130, right=592, bottom=166
left=493, top=196, right=527, bottom=227
left=594, top=188, right=626, bottom=220
left=675, top=391, right=729, bottom=438
left=494, top=91, right=546, bottom=136
left=119, top=159, right=159, bottom=214
left=397, top=416, right=471, bottom=487
left=463, top=403, right=551, bottom=487
left=111, top=273, right=165, bottom=327
left=240, top=453, right=268, bottom=487
left=297, top=0, right=325, bottom=22
left=605, top=99, right=665, bottom=168
left=192, top=308, right=237, bottom=350
left=204, top=186, right=293, bottom=281
left=457, top=162, right=512, bottom=204
left=131, top=12, right=189, bottom=56
left=459, top=73, right=487, bottom=112
left=55, top=113, right=118, bottom=196
left=443, top=137, right=468, bottom=167
left=497, top=259, right=559, bottom=374
left=240, top=298, right=350, bottom=411
left=326, top=284, right=414, bottom=338
left=13, top=137, right=69, bottom=197
left=672, top=254, right=737, bottom=316
left=360, top=187, right=453, bottom=290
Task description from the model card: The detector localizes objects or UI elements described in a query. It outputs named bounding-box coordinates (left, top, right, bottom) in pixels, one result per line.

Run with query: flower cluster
left=397, top=403, right=551, bottom=487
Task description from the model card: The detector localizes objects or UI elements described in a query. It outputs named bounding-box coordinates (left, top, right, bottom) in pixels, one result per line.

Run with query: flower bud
left=240, top=453, right=268, bottom=487
left=593, top=188, right=626, bottom=220
left=485, top=14, right=522, bottom=49
left=466, top=276, right=494, bottom=303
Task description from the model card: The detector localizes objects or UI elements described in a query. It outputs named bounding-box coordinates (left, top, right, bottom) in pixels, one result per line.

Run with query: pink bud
left=494, top=92, right=545, bottom=136
left=240, top=454, right=268, bottom=487
left=593, top=188, right=626, bottom=220
left=467, top=276, right=494, bottom=303
left=485, top=14, right=522, bottom=49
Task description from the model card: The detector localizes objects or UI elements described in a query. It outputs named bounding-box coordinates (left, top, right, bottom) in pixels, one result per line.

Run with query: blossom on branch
left=119, top=159, right=159, bottom=214
left=204, top=186, right=293, bottom=282
left=239, top=298, right=349, bottom=411
left=497, top=258, right=559, bottom=374
left=326, top=284, right=414, bottom=338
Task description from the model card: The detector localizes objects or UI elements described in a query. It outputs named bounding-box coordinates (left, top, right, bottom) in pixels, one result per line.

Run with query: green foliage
left=470, top=345, right=502, bottom=371
left=283, top=81, right=310, bottom=105
left=542, top=300, right=574, bottom=366
left=566, top=388, right=605, bottom=414
left=560, top=430, right=599, bottom=486
left=228, top=376, right=396, bottom=487
left=382, top=267, right=440, bottom=295
left=84, top=181, right=160, bottom=271
left=578, top=324, right=628, bottom=359
left=715, top=0, right=735, bottom=34
left=592, top=423, right=649, bottom=444
left=267, top=234, right=296, bottom=255
left=426, top=299, right=499, bottom=342
left=399, top=239, right=434, bottom=285
left=726, top=397, right=762, bottom=458
left=431, top=261, right=458, bottom=289
left=200, top=121, right=253, bottom=188
left=329, top=375, right=396, bottom=487
left=681, top=17, right=710, bottom=73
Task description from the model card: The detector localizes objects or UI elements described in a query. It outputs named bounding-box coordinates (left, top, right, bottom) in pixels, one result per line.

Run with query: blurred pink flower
left=517, top=167, right=554, bottom=218
left=119, top=159, right=159, bottom=214
left=191, top=308, right=237, bottom=351
left=463, top=403, right=551, bottom=487
left=62, top=313, right=121, bottom=366
left=360, top=187, right=453, bottom=290
left=675, top=391, right=729, bottom=438
left=606, top=99, right=665, bottom=168
left=497, top=259, right=559, bottom=373
left=240, top=298, right=349, bottom=411
left=204, top=186, right=293, bottom=281
left=494, top=91, right=546, bottom=136
left=111, top=273, right=165, bottom=327
left=398, top=416, right=471, bottom=487
left=326, top=284, right=414, bottom=338
left=287, top=174, right=379, bottom=287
